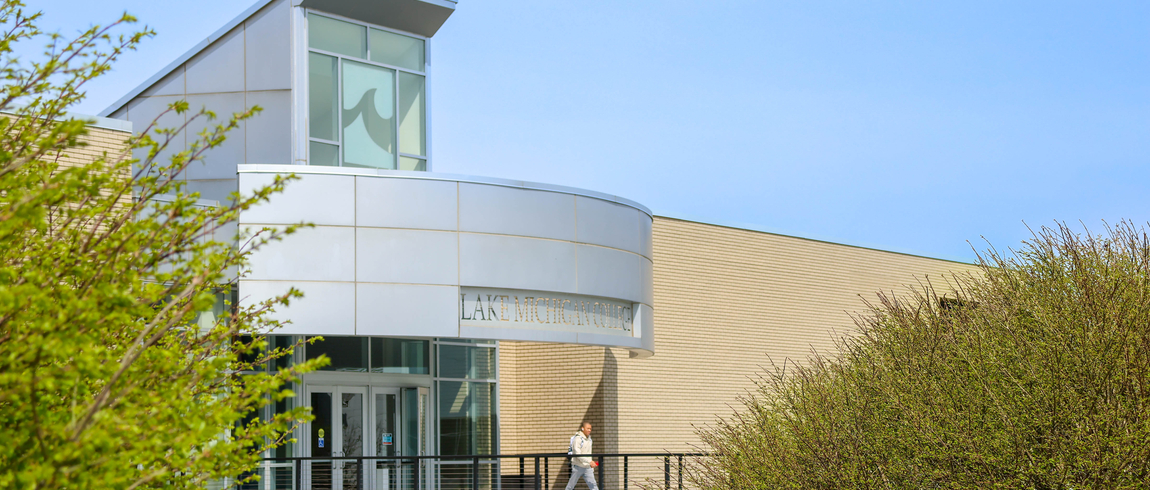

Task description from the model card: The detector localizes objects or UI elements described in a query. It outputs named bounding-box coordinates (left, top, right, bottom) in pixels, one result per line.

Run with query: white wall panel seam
left=572, top=194, right=579, bottom=293
left=239, top=224, right=653, bottom=259
left=456, top=181, right=461, bottom=289
left=457, top=231, right=648, bottom=258
left=242, top=21, right=248, bottom=165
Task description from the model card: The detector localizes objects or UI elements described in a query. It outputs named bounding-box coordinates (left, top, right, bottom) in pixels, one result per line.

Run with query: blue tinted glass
left=309, top=14, right=366, bottom=58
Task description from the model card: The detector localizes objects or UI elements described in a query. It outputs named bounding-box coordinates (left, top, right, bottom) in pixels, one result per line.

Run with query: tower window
left=307, top=13, right=427, bottom=171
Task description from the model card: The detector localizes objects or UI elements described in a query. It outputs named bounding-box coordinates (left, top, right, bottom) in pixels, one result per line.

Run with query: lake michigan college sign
left=459, top=287, right=635, bottom=338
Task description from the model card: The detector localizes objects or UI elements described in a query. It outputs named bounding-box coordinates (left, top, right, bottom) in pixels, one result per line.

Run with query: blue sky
left=38, top=0, right=1150, bottom=262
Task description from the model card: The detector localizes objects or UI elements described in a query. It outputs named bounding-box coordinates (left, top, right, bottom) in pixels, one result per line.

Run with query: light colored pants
left=565, top=465, right=598, bottom=490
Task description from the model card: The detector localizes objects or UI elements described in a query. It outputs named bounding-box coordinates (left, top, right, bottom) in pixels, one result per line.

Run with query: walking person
left=565, top=422, right=599, bottom=490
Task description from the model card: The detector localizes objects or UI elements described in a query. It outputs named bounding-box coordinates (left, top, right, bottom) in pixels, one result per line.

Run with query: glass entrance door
left=306, top=385, right=428, bottom=490
left=307, top=386, right=367, bottom=490
left=370, top=388, right=400, bottom=490
left=402, top=387, right=431, bottom=490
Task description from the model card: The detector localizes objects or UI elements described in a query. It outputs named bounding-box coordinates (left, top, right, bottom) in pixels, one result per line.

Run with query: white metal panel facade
left=238, top=166, right=655, bottom=356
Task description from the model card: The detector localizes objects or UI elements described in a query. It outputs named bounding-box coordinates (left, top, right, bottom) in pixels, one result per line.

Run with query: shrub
left=690, top=222, right=1150, bottom=489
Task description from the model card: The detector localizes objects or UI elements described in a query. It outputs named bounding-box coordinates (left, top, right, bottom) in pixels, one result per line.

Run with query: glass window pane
left=311, top=392, right=333, bottom=457
left=309, top=14, right=366, bottom=58
left=397, top=72, right=425, bottom=157
left=272, top=335, right=294, bottom=372
left=438, top=381, right=496, bottom=456
left=308, top=52, right=338, bottom=141
left=398, top=156, right=425, bottom=171
left=341, top=392, right=364, bottom=457
left=439, top=345, right=495, bottom=379
left=402, top=387, right=420, bottom=457
left=375, top=393, right=396, bottom=457
left=341, top=393, right=364, bottom=487
left=194, top=290, right=227, bottom=330
left=310, top=392, right=333, bottom=487
left=309, top=141, right=339, bottom=166
left=342, top=60, right=395, bottom=169
left=306, top=336, right=368, bottom=372
left=371, top=338, right=429, bottom=374
left=272, top=336, right=295, bottom=460
left=235, top=334, right=265, bottom=371
left=419, top=390, right=428, bottom=455
left=370, top=28, right=424, bottom=71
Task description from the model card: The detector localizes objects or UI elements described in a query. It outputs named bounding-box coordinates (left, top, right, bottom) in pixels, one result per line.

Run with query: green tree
left=0, top=2, right=323, bottom=488
left=688, top=222, right=1150, bottom=489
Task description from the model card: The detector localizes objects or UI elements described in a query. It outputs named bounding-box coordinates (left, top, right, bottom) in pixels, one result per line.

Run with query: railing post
left=623, top=456, right=628, bottom=490
left=664, top=456, right=670, bottom=490
left=472, top=456, right=480, bottom=490
left=534, top=457, right=541, bottom=490
left=677, top=455, right=683, bottom=490
left=414, top=459, right=421, bottom=490
left=358, top=457, right=364, bottom=490
left=544, top=457, right=549, bottom=489
left=597, top=456, right=604, bottom=490
left=295, top=459, right=301, bottom=490
left=520, top=456, right=525, bottom=477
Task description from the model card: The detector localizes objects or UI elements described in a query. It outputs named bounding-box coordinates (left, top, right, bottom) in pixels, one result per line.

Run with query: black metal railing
left=241, top=452, right=705, bottom=490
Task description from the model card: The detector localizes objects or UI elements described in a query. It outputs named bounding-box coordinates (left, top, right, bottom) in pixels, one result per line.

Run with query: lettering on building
left=459, top=287, right=634, bottom=337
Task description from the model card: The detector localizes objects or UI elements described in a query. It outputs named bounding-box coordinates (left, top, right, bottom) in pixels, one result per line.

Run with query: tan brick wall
left=51, top=125, right=132, bottom=172
left=45, top=124, right=133, bottom=231
left=500, top=216, right=981, bottom=466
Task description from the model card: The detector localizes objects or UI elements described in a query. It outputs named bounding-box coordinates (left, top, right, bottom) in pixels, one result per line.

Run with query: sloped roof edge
left=653, top=210, right=977, bottom=266
left=99, top=0, right=278, bottom=117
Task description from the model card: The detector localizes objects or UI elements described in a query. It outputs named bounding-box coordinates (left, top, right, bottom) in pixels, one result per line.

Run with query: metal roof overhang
left=299, top=0, right=456, bottom=37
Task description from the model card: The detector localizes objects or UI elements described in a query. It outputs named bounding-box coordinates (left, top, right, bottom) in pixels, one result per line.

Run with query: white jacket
left=568, top=431, right=593, bottom=468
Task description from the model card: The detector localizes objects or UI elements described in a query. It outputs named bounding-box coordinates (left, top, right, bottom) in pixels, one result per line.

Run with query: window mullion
left=336, top=57, right=343, bottom=166
left=309, top=47, right=425, bottom=75
left=393, top=69, right=399, bottom=169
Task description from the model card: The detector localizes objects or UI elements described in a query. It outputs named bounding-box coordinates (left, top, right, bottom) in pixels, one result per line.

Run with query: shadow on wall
left=581, top=347, right=618, bottom=453
left=500, top=342, right=625, bottom=488
left=551, top=348, right=618, bottom=490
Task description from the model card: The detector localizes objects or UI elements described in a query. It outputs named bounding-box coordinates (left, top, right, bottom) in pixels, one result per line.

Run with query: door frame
left=304, top=384, right=368, bottom=489
left=368, top=386, right=401, bottom=490
left=298, top=373, right=435, bottom=489
left=369, top=386, right=402, bottom=458
left=304, top=385, right=368, bottom=457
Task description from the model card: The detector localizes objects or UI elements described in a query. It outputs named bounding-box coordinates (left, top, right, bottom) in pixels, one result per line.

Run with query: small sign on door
left=381, top=433, right=393, bottom=445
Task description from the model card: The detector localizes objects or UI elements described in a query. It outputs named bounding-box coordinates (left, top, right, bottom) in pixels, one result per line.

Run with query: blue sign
left=382, top=433, right=393, bottom=445
left=318, top=437, right=325, bottom=448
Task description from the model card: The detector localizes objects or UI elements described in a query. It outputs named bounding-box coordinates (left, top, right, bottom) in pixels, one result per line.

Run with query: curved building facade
left=238, top=165, right=654, bottom=355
